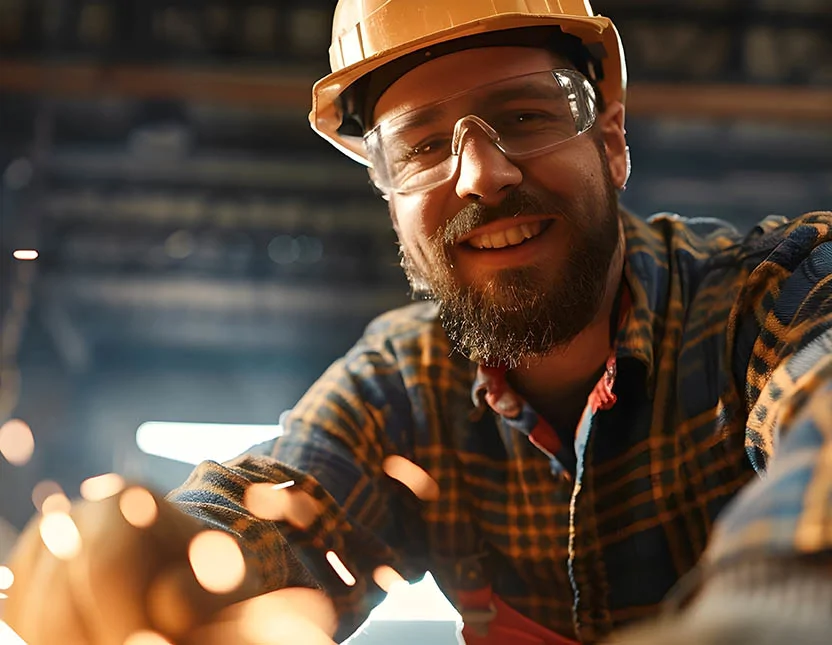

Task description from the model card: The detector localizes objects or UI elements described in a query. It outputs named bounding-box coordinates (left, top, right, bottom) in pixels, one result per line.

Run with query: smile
left=464, top=219, right=553, bottom=250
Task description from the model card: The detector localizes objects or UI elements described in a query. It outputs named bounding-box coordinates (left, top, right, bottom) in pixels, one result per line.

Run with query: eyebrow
left=387, top=105, right=447, bottom=133
left=478, top=81, right=559, bottom=106
left=383, top=78, right=560, bottom=133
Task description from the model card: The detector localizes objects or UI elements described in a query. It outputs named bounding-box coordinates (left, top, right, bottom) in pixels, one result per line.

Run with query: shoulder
left=305, top=301, right=467, bottom=398
left=348, top=301, right=452, bottom=364
left=638, top=210, right=832, bottom=280
left=362, top=301, right=443, bottom=343
left=740, top=211, right=832, bottom=325
left=738, top=210, right=832, bottom=270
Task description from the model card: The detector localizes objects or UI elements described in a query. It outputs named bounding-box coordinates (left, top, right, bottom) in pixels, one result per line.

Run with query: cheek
left=390, top=193, right=448, bottom=257
left=534, top=147, right=607, bottom=203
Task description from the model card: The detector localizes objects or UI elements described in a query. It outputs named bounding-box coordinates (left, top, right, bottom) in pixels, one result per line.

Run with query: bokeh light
left=188, top=530, right=246, bottom=594
left=123, top=630, right=173, bottom=645
left=80, top=473, right=126, bottom=502
left=39, top=512, right=82, bottom=560
left=244, top=481, right=293, bottom=520
left=41, top=492, right=72, bottom=515
left=31, top=480, right=65, bottom=513
left=267, top=235, right=300, bottom=265
left=0, top=419, right=35, bottom=466
left=382, top=455, right=440, bottom=502
left=325, top=550, right=356, bottom=587
left=40, top=493, right=72, bottom=515
left=239, top=589, right=336, bottom=645
left=243, top=483, right=321, bottom=529
left=0, top=566, right=14, bottom=591
left=373, top=565, right=405, bottom=593
left=119, top=487, right=158, bottom=528
left=11, top=249, right=38, bottom=261
left=3, top=158, right=33, bottom=190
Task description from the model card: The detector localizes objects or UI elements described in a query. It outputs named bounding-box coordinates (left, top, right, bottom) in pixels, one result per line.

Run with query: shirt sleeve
left=705, top=222, right=832, bottom=566
left=167, top=342, right=429, bottom=637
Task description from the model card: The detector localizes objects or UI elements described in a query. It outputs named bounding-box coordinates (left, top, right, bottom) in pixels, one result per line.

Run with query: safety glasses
left=365, top=69, right=597, bottom=195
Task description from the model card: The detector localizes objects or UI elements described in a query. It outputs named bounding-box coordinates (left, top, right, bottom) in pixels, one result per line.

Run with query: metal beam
left=2, top=60, right=832, bottom=123
left=40, top=275, right=410, bottom=317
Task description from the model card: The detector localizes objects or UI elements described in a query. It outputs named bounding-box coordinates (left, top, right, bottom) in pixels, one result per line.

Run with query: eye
left=515, top=112, right=548, bottom=123
left=399, top=137, right=451, bottom=163
left=501, top=110, right=564, bottom=126
left=493, top=109, right=574, bottom=138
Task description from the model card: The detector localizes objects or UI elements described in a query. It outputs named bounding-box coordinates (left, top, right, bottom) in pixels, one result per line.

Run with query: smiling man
left=5, top=2, right=832, bottom=645
left=378, top=45, right=624, bottom=372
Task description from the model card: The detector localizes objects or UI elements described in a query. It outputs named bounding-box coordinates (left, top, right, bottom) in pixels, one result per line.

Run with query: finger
left=4, top=516, right=91, bottom=645
left=76, top=490, right=263, bottom=641
left=145, top=557, right=263, bottom=638
left=187, top=588, right=337, bottom=645
left=3, top=516, right=46, bottom=628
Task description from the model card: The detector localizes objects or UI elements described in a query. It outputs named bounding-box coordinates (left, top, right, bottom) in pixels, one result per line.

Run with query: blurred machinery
left=0, top=0, right=830, bottom=530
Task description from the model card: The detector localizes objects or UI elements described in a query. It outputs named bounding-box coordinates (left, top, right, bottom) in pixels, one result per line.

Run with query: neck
left=507, top=220, right=626, bottom=426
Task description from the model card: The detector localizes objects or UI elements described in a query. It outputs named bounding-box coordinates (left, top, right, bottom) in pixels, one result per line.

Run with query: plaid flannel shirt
left=169, top=210, right=832, bottom=643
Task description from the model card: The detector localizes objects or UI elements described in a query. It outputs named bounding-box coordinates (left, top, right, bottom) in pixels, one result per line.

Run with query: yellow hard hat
left=309, top=0, right=627, bottom=164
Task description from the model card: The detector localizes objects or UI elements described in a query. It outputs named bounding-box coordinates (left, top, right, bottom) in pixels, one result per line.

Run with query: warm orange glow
left=243, top=484, right=321, bottom=529
left=123, top=630, right=173, bottom=645
left=31, top=480, right=63, bottom=513
left=39, top=512, right=82, bottom=560
left=244, top=482, right=288, bottom=520
left=80, top=473, right=126, bottom=502
left=282, top=490, right=323, bottom=529
left=382, top=455, right=440, bottom=501
left=12, top=249, right=38, bottom=261
left=146, top=571, right=198, bottom=636
left=325, top=551, right=356, bottom=587
left=41, top=492, right=72, bottom=516
left=239, top=589, right=337, bottom=645
left=0, top=566, right=14, bottom=591
left=119, top=487, right=158, bottom=528
left=0, top=419, right=35, bottom=466
left=372, top=565, right=406, bottom=593
left=188, top=531, right=246, bottom=594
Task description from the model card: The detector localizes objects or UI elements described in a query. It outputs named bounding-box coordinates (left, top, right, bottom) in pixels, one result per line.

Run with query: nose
left=453, top=122, right=522, bottom=205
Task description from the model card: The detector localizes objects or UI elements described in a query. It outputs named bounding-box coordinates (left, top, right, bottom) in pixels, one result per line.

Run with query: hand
left=186, top=587, right=337, bottom=645
left=3, top=488, right=336, bottom=645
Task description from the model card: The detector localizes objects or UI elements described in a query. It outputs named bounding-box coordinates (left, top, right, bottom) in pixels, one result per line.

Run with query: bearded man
left=6, top=2, right=832, bottom=644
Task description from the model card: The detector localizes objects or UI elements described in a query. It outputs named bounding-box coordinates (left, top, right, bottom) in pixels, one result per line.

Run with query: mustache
left=436, top=189, right=568, bottom=246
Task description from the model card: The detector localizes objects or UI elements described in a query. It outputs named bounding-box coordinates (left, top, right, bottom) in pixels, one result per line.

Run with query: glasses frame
left=365, top=68, right=598, bottom=196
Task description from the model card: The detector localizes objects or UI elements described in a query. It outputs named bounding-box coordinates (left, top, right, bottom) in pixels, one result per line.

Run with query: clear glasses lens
left=365, top=69, right=597, bottom=194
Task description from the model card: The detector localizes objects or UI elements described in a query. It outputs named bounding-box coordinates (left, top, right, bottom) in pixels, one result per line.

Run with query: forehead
left=373, top=46, right=564, bottom=123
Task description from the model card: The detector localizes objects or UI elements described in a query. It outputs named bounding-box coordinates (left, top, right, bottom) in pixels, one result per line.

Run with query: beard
left=399, top=145, right=621, bottom=368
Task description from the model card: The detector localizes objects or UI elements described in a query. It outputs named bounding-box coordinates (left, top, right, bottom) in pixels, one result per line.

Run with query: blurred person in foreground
left=6, top=1, right=832, bottom=644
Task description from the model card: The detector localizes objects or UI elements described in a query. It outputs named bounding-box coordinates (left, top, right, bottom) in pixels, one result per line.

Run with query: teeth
left=489, top=230, right=508, bottom=248
left=504, top=227, right=525, bottom=246
left=468, top=220, right=543, bottom=249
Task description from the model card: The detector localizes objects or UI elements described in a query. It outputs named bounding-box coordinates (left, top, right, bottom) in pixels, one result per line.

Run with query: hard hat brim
left=309, top=13, right=625, bottom=165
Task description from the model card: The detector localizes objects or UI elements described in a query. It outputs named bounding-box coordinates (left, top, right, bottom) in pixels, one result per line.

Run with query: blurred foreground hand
left=3, top=489, right=337, bottom=645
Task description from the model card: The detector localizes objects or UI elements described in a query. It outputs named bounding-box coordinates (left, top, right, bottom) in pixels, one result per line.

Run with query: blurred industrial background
left=0, top=0, right=830, bottom=555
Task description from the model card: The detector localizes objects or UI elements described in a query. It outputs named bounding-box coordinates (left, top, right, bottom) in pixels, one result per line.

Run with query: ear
left=597, top=101, right=628, bottom=190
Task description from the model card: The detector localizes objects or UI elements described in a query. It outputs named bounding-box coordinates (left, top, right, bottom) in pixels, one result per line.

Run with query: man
left=5, top=1, right=832, bottom=644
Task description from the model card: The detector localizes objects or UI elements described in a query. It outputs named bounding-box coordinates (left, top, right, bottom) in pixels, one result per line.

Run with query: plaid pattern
left=169, top=210, right=832, bottom=643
